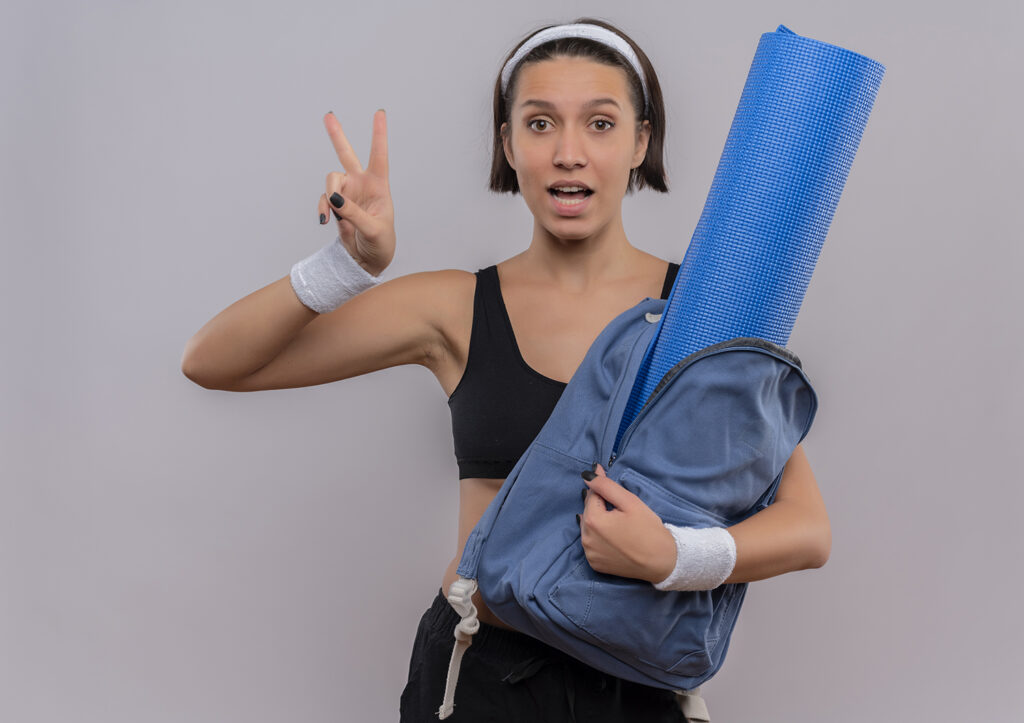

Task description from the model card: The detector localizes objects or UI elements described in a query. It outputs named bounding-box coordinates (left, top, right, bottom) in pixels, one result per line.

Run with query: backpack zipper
left=606, top=370, right=674, bottom=469
left=597, top=308, right=664, bottom=469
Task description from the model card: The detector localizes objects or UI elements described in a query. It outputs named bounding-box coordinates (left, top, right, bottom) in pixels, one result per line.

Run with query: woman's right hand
left=318, top=109, right=395, bottom=276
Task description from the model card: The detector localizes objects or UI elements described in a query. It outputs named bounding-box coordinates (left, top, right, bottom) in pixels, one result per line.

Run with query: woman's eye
left=527, top=119, right=613, bottom=132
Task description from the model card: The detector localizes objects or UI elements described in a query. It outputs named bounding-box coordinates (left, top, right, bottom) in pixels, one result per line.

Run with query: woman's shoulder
left=385, top=267, right=477, bottom=308
left=387, top=266, right=477, bottom=287
left=637, top=250, right=674, bottom=270
left=384, top=266, right=477, bottom=339
left=378, top=267, right=479, bottom=383
left=362, top=268, right=477, bottom=339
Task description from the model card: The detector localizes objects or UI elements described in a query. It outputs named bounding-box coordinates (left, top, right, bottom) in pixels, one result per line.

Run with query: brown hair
left=488, top=17, right=668, bottom=195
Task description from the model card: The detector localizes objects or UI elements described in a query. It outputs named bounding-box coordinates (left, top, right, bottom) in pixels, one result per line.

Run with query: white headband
left=500, top=23, right=651, bottom=114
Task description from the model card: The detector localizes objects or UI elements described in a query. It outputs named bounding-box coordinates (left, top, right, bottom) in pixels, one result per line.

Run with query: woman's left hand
left=580, top=464, right=678, bottom=583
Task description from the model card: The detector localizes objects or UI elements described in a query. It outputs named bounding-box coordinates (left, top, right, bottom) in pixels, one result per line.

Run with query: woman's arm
left=181, top=109, right=471, bottom=392
left=723, top=443, right=830, bottom=583
left=181, top=268, right=468, bottom=391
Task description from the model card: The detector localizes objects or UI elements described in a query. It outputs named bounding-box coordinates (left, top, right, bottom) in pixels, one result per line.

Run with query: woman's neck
left=517, top=215, right=642, bottom=291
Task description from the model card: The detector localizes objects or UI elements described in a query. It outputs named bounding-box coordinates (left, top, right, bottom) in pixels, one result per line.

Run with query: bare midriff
left=441, top=476, right=519, bottom=631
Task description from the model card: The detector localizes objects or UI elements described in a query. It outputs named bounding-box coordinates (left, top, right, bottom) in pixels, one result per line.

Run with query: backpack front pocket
left=476, top=441, right=599, bottom=617
left=546, top=467, right=742, bottom=677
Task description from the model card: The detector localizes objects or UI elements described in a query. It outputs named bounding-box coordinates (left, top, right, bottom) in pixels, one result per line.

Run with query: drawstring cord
left=437, top=577, right=479, bottom=720
left=675, top=686, right=711, bottom=722
left=437, top=576, right=580, bottom=722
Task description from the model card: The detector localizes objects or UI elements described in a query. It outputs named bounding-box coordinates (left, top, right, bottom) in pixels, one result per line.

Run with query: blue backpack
left=436, top=297, right=817, bottom=718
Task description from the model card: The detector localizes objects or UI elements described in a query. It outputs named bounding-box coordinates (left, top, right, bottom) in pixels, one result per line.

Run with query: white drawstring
left=437, top=577, right=479, bottom=719
left=674, top=686, right=711, bottom=721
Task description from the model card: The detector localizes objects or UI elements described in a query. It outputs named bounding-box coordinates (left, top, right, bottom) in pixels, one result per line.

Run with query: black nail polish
left=591, top=461, right=599, bottom=472
left=331, top=207, right=342, bottom=220
left=581, top=488, right=588, bottom=504
left=581, top=470, right=596, bottom=481
left=330, top=192, right=345, bottom=208
left=576, top=513, right=581, bottom=526
left=319, top=213, right=326, bottom=225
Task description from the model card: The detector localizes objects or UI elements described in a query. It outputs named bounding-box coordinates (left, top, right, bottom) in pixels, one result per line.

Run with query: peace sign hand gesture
left=318, top=109, right=395, bottom=276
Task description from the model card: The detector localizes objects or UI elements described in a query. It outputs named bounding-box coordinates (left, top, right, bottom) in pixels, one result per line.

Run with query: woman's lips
left=548, top=190, right=593, bottom=216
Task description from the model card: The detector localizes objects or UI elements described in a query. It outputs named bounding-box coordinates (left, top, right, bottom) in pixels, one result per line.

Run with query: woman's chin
left=540, top=220, right=607, bottom=243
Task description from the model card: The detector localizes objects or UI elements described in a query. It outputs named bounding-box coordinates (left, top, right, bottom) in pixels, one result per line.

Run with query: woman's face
left=501, top=56, right=651, bottom=241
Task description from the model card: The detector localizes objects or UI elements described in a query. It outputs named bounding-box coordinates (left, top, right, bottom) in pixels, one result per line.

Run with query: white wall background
left=3, top=0, right=1021, bottom=721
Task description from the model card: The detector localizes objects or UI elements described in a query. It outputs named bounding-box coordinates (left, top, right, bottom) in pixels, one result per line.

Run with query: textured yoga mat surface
left=616, top=25, right=885, bottom=446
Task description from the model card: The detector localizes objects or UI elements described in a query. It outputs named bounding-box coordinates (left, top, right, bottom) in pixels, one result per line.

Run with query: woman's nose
left=553, top=129, right=587, bottom=168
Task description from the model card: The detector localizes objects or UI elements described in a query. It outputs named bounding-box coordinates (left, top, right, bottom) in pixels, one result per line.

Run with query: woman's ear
left=631, top=119, right=652, bottom=169
left=501, top=122, right=516, bottom=170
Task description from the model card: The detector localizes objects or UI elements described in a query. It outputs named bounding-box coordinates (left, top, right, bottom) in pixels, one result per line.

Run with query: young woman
left=182, top=18, right=830, bottom=722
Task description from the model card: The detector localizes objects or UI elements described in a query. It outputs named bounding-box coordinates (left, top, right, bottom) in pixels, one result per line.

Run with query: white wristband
left=290, top=236, right=382, bottom=313
left=653, top=524, right=737, bottom=591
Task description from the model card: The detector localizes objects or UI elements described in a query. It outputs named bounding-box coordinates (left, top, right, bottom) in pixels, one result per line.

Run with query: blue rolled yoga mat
left=616, top=24, right=885, bottom=447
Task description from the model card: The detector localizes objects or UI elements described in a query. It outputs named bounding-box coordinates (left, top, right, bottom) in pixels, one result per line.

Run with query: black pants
left=399, top=588, right=689, bottom=722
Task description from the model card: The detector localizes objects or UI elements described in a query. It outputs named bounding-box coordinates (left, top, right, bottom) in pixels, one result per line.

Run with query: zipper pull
left=607, top=452, right=617, bottom=468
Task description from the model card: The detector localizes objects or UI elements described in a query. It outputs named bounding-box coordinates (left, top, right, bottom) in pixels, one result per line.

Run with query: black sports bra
left=447, top=262, right=680, bottom=479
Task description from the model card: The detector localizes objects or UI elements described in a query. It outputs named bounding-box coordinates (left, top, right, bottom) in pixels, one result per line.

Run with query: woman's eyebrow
left=519, top=98, right=621, bottom=111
